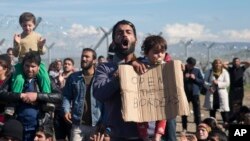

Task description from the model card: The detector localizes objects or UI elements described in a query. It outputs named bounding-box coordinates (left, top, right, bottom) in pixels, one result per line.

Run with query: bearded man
left=62, top=48, right=102, bottom=141
left=93, top=20, right=143, bottom=141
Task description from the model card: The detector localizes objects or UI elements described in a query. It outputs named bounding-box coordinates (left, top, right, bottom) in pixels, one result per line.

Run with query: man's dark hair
left=232, top=57, right=239, bottom=63
left=19, top=12, right=36, bottom=25
left=63, top=57, right=74, bottom=65
left=208, top=129, right=228, bottom=141
left=186, top=57, right=196, bottom=66
left=98, top=55, right=105, bottom=60
left=6, top=48, right=13, bottom=53
left=82, top=48, right=97, bottom=60
left=112, top=20, right=137, bottom=40
left=22, top=51, right=41, bottom=66
left=37, top=124, right=53, bottom=138
left=240, top=105, right=250, bottom=113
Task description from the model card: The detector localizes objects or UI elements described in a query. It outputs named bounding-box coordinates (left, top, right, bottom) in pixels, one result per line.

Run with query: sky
left=0, top=0, right=249, bottom=58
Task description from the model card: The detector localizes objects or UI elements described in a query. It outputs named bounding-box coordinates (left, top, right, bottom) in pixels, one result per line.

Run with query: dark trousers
left=210, top=110, right=229, bottom=123
left=182, top=95, right=201, bottom=130
left=164, top=118, right=176, bottom=141
left=229, top=87, right=244, bottom=116
left=54, top=110, right=72, bottom=140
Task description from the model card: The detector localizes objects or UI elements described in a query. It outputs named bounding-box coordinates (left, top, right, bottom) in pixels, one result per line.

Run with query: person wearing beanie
left=0, top=119, right=23, bottom=141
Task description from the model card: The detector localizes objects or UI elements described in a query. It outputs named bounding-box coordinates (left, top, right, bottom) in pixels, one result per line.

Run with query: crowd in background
left=0, top=12, right=249, bottom=141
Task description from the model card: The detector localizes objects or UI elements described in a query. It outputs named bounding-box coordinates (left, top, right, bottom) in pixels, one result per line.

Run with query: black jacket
left=0, top=75, right=62, bottom=104
left=184, top=66, right=204, bottom=96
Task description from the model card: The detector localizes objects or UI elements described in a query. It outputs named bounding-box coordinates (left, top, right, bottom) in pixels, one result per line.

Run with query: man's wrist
left=126, top=60, right=134, bottom=65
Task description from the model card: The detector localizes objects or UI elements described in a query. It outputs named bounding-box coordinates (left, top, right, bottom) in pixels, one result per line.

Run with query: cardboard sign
left=119, top=60, right=189, bottom=122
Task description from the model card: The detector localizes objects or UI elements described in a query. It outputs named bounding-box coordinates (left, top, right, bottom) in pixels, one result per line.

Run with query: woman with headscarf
left=203, top=59, right=230, bottom=124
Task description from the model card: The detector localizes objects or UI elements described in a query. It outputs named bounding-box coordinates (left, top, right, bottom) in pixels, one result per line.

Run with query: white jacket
left=203, top=69, right=230, bottom=112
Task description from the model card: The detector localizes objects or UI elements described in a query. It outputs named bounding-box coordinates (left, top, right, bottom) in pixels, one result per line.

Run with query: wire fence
left=1, top=15, right=250, bottom=70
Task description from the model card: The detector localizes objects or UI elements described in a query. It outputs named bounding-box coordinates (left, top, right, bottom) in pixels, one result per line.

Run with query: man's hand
left=185, top=73, right=190, bottom=78
left=181, top=63, right=185, bottom=71
left=64, top=112, right=72, bottom=123
left=131, top=60, right=148, bottom=75
left=21, top=92, right=38, bottom=103
left=113, top=70, right=119, bottom=78
left=209, top=87, right=215, bottom=93
left=58, top=73, right=64, bottom=83
left=90, top=132, right=110, bottom=141
left=153, top=133, right=162, bottom=141
left=57, top=73, right=65, bottom=88
left=14, top=34, right=21, bottom=44
left=186, top=134, right=198, bottom=141
left=190, top=74, right=196, bottom=79
left=38, top=37, right=46, bottom=49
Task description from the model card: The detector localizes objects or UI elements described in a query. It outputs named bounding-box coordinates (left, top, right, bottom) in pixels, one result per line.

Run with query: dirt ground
left=174, top=87, right=250, bottom=140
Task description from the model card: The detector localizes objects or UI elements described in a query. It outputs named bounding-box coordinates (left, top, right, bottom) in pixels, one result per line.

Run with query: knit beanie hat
left=198, top=123, right=212, bottom=133
left=1, top=119, right=23, bottom=141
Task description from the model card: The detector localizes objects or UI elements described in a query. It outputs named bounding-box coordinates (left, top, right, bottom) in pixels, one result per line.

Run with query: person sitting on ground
left=196, top=123, right=211, bottom=141
left=202, top=117, right=223, bottom=131
left=207, top=129, right=228, bottom=141
left=0, top=119, right=23, bottom=141
left=34, top=123, right=54, bottom=141
left=243, top=112, right=250, bottom=125
left=180, top=123, right=212, bottom=141
left=228, top=105, right=249, bottom=124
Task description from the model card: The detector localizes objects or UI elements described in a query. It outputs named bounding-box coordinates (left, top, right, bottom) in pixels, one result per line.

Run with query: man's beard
left=114, top=42, right=136, bottom=58
left=24, top=72, right=36, bottom=79
left=81, top=61, right=94, bottom=70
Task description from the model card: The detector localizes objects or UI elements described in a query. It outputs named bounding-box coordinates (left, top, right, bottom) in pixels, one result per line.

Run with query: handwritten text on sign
left=119, top=61, right=188, bottom=122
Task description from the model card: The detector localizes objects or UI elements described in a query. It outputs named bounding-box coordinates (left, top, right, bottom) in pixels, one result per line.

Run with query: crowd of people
left=0, top=11, right=249, bottom=141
